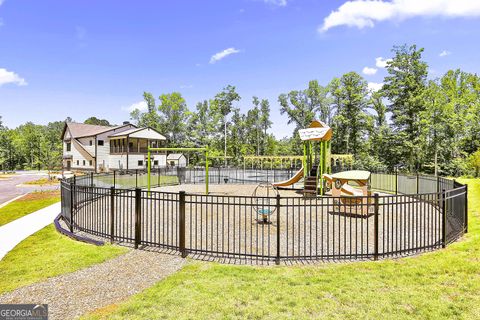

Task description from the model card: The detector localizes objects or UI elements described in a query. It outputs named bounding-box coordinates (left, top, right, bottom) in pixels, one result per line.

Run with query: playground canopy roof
left=331, top=170, right=371, bottom=182
left=298, top=120, right=332, bottom=141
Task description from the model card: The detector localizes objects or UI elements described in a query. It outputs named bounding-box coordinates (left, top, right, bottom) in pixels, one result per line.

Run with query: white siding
left=96, top=124, right=136, bottom=172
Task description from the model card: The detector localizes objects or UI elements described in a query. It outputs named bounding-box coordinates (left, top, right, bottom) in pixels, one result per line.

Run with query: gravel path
left=0, top=250, right=184, bottom=320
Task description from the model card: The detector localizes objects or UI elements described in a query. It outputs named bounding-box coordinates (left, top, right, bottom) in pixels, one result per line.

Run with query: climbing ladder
left=303, top=165, right=318, bottom=196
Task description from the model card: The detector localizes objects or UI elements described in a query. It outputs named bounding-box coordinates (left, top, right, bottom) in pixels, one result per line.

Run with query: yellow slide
left=272, top=167, right=304, bottom=187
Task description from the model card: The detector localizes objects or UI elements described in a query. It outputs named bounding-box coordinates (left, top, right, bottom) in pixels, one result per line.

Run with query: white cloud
left=264, top=0, right=287, bottom=6
left=362, top=66, right=377, bottom=75
left=0, top=68, right=27, bottom=87
left=439, top=50, right=451, bottom=57
left=180, top=84, right=193, bottom=89
left=320, top=0, right=480, bottom=32
left=368, top=82, right=383, bottom=92
left=209, top=48, right=241, bottom=64
left=122, top=101, right=148, bottom=112
left=375, top=57, right=392, bottom=68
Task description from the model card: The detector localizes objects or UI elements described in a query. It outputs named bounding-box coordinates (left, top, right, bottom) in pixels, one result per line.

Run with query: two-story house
left=61, top=121, right=168, bottom=172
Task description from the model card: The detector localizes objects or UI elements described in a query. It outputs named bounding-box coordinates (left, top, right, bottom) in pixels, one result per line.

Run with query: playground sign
left=298, top=127, right=331, bottom=141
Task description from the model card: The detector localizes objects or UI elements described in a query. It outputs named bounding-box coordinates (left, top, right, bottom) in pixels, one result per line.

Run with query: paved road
left=0, top=172, right=57, bottom=205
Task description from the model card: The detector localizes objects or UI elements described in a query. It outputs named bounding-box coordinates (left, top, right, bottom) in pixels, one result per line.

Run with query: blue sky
left=1, top=0, right=480, bottom=138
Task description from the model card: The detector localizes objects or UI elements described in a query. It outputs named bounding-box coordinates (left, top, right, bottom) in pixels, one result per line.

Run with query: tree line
left=1, top=44, right=479, bottom=176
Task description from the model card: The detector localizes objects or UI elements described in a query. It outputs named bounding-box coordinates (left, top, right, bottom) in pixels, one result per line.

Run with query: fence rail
left=60, top=170, right=467, bottom=264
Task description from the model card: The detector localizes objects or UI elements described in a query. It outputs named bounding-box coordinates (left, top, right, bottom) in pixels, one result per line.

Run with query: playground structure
left=272, top=120, right=333, bottom=196
left=58, top=118, right=467, bottom=265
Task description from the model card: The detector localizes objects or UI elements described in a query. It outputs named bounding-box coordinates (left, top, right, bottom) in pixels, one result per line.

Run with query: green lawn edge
left=84, top=178, right=480, bottom=320
left=0, top=193, right=60, bottom=227
left=0, top=224, right=128, bottom=295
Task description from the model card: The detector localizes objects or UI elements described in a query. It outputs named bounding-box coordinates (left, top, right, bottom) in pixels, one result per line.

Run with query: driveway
left=0, top=172, right=57, bottom=206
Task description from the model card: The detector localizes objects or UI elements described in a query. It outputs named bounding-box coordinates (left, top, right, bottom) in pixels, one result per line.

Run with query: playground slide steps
left=303, top=176, right=318, bottom=195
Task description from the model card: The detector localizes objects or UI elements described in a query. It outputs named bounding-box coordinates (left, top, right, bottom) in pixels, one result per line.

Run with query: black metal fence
left=60, top=170, right=468, bottom=264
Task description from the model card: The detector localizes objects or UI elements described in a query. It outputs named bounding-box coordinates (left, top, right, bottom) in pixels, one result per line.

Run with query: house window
left=98, top=140, right=104, bottom=146
left=153, top=160, right=159, bottom=166
left=89, top=140, right=93, bottom=146
left=83, top=160, right=86, bottom=166
left=138, top=160, right=144, bottom=166
left=66, top=142, right=71, bottom=152
left=89, top=160, right=93, bottom=166
left=77, top=160, right=79, bottom=165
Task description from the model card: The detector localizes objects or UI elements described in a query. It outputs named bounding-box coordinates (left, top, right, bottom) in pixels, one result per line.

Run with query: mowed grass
left=24, top=177, right=59, bottom=186
left=0, top=224, right=128, bottom=294
left=0, top=191, right=60, bottom=226
left=85, top=178, right=480, bottom=320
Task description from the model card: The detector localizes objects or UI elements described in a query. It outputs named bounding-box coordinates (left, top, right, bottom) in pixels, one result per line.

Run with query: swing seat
left=258, top=208, right=273, bottom=215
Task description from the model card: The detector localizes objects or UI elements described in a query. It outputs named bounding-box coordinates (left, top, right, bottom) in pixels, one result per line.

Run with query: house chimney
left=123, top=121, right=130, bottom=125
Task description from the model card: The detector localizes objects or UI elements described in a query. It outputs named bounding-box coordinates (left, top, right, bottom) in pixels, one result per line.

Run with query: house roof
left=109, top=127, right=167, bottom=140
left=62, top=122, right=134, bottom=139
left=167, top=153, right=186, bottom=160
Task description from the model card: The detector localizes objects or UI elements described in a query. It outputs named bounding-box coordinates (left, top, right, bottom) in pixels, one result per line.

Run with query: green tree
left=130, top=92, right=161, bottom=129
left=259, top=98, right=272, bottom=154
left=84, top=117, right=111, bottom=126
left=382, top=44, right=428, bottom=171
left=246, top=97, right=261, bottom=155
left=330, top=72, right=372, bottom=159
left=211, top=85, right=240, bottom=166
left=158, top=92, right=190, bottom=146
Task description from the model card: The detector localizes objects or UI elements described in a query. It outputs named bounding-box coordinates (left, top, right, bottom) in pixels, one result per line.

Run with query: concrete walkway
left=0, top=202, right=61, bottom=260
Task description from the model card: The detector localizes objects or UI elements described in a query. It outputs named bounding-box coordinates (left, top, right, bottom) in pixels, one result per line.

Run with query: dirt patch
left=18, top=191, right=60, bottom=202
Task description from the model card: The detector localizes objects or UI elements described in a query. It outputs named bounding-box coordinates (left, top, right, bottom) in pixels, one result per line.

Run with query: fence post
left=464, top=184, right=468, bottom=234
left=441, top=189, right=446, bottom=248
left=276, top=194, right=281, bottom=265
left=134, top=188, right=141, bottom=249
left=69, top=182, right=74, bottom=233
left=90, top=172, right=94, bottom=187
left=113, top=170, right=116, bottom=188
left=110, top=186, right=115, bottom=243
left=135, top=169, right=138, bottom=188
left=179, top=191, right=186, bottom=258
left=374, top=193, right=379, bottom=261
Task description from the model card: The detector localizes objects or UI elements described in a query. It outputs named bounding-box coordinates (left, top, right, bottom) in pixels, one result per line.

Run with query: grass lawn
left=85, top=178, right=480, bottom=320
left=0, top=224, right=128, bottom=295
left=24, top=177, right=59, bottom=186
left=0, top=191, right=60, bottom=227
